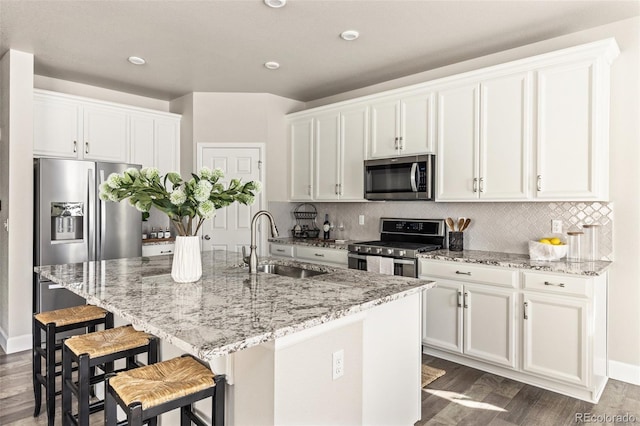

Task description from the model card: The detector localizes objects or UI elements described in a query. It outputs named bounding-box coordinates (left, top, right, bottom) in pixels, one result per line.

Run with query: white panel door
left=536, top=61, right=597, bottom=199
left=129, top=114, right=155, bottom=168
left=339, top=105, right=368, bottom=200
left=463, top=284, right=517, bottom=368
left=33, top=94, right=80, bottom=158
left=369, top=98, right=399, bottom=158
left=314, top=112, right=341, bottom=200
left=422, top=280, right=463, bottom=353
left=436, top=83, right=480, bottom=200
left=480, top=72, right=531, bottom=200
left=522, top=293, right=589, bottom=386
left=199, top=146, right=263, bottom=254
left=290, top=118, right=314, bottom=200
left=83, top=105, right=128, bottom=162
left=400, top=92, right=434, bottom=155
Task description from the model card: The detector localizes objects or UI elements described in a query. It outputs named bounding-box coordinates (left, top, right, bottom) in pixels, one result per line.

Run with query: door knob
left=203, top=235, right=211, bottom=240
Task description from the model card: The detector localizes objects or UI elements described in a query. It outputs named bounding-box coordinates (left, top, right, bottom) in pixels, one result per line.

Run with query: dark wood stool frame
left=105, top=354, right=226, bottom=426
left=62, top=333, right=159, bottom=426
left=32, top=310, right=114, bottom=426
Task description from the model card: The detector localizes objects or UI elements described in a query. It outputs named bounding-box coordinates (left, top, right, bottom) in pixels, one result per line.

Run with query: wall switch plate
left=332, top=349, right=344, bottom=380
left=551, top=220, right=563, bottom=234
left=358, top=215, right=365, bottom=226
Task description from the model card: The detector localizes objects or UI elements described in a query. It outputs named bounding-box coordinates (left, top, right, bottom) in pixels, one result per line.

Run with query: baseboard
left=609, top=359, right=640, bottom=386
left=0, top=327, right=31, bottom=354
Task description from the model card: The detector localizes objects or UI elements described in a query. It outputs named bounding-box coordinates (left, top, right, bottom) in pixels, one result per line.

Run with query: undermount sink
left=257, top=264, right=326, bottom=279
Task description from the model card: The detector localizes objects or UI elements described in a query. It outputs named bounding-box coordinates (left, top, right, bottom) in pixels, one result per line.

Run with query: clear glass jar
left=566, top=231, right=583, bottom=262
left=582, top=224, right=600, bottom=261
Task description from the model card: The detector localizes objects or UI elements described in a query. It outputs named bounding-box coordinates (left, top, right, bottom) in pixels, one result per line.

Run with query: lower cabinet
left=419, top=259, right=607, bottom=403
left=142, top=243, right=175, bottom=257
left=269, top=242, right=347, bottom=267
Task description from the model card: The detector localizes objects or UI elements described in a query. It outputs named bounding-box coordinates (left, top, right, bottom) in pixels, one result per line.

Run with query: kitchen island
left=35, top=250, right=434, bottom=425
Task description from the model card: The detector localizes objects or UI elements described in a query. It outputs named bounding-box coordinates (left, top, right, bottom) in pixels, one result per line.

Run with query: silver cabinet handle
left=275, top=248, right=285, bottom=253
left=524, top=301, right=529, bottom=320
left=537, top=175, right=542, bottom=192
left=394, top=137, right=399, bottom=149
left=455, top=271, right=471, bottom=276
left=457, top=291, right=462, bottom=308
left=203, top=234, right=211, bottom=240
left=308, top=185, right=312, bottom=196
left=160, top=250, right=172, bottom=254
left=73, top=140, right=77, bottom=153
left=463, top=291, right=469, bottom=309
left=85, top=141, right=89, bottom=154
left=399, top=136, right=404, bottom=150
left=544, top=281, right=565, bottom=288
left=338, top=183, right=342, bottom=195
left=479, top=177, right=484, bottom=193
left=335, top=183, right=339, bottom=195
left=314, top=253, right=325, bottom=257
left=473, top=178, right=478, bottom=193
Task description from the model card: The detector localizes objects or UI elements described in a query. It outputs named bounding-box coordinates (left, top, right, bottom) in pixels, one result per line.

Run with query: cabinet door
left=33, top=94, right=80, bottom=158
left=463, top=284, right=517, bottom=368
left=422, top=280, right=463, bottom=353
left=400, top=92, right=434, bottom=155
left=480, top=72, right=531, bottom=200
left=436, top=83, right=480, bottom=200
left=369, top=98, right=399, bottom=158
left=155, top=118, right=180, bottom=174
left=339, top=105, right=368, bottom=200
left=290, top=117, right=314, bottom=200
left=129, top=114, right=155, bottom=168
left=83, top=105, right=128, bottom=162
left=522, top=293, right=589, bottom=386
left=314, top=112, right=341, bottom=200
left=535, top=61, right=602, bottom=200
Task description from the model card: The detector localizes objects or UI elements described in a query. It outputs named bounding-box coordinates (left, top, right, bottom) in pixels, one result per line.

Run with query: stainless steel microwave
left=364, top=154, right=435, bottom=201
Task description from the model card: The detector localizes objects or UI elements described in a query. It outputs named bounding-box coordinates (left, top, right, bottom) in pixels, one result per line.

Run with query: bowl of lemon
left=528, top=237, right=567, bottom=261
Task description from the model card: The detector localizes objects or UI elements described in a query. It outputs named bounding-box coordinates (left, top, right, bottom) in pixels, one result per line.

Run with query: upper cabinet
left=290, top=103, right=368, bottom=202
left=369, top=91, right=434, bottom=158
left=437, top=72, right=532, bottom=201
left=34, top=90, right=181, bottom=171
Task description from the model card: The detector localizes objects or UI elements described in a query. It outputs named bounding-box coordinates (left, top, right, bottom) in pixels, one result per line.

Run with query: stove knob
left=386, top=248, right=394, bottom=255
left=398, top=250, right=406, bottom=257
left=375, top=248, right=382, bottom=254
left=365, top=247, right=371, bottom=253
left=354, top=246, right=361, bottom=252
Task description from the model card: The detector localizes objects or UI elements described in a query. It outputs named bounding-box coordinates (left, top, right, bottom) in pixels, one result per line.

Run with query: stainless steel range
left=347, top=218, right=445, bottom=277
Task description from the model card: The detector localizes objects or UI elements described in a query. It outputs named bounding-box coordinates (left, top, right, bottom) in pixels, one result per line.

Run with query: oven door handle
left=410, top=162, right=419, bottom=192
left=348, top=253, right=415, bottom=265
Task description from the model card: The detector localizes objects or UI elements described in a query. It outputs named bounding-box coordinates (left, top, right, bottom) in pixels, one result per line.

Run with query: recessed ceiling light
left=340, top=30, right=360, bottom=41
left=127, top=56, right=146, bottom=65
left=264, top=0, right=286, bottom=8
left=264, top=61, right=280, bottom=70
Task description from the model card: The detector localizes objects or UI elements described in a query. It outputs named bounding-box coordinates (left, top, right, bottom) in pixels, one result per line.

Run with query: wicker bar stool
left=33, top=304, right=113, bottom=426
left=105, top=355, right=226, bottom=426
left=62, top=325, right=159, bottom=426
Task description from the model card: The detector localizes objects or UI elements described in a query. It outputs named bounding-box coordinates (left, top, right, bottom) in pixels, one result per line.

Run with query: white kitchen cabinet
left=82, top=104, right=128, bottom=162
left=130, top=112, right=181, bottom=173
left=269, top=243, right=347, bottom=267
left=290, top=117, right=314, bottom=201
left=33, top=93, right=81, bottom=158
left=369, top=91, right=434, bottom=159
left=436, top=71, right=531, bottom=201
left=421, top=262, right=517, bottom=369
left=269, top=243, right=295, bottom=258
left=314, top=105, right=367, bottom=201
left=142, top=243, right=175, bottom=257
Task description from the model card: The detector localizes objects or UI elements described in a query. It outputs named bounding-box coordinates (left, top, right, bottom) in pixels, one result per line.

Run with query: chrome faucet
left=243, top=210, right=279, bottom=273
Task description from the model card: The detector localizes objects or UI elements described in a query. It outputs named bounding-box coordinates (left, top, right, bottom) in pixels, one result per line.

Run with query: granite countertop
left=34, top=251, right=434, bottom=361
left=418, top=249, right=611, bottom=276
left=269, top=237, right=353, bottom=250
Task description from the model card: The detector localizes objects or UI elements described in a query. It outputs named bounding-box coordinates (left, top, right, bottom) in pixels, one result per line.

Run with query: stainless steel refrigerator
left=34, top=158, right=142, bottom=314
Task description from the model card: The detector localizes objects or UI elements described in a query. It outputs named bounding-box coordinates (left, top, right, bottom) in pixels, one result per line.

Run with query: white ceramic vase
left=171, top=236, right=202, bottom=283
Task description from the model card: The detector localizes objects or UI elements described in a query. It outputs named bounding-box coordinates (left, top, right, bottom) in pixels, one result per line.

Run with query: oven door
left=348, top=253, right=417, bottom=278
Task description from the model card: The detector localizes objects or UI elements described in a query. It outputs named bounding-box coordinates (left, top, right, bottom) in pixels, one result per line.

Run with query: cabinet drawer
left=270, top=243, right=295, bottom=258
left=522, top=271, right=592, bottom=297
left=142, top=243, right=175, bottom=257
left=419, top=260, right=517, bottom=288
left=296, top=246, right=347, bottom=265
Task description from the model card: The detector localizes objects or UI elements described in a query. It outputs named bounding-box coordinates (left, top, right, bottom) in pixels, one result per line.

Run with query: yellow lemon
left=550, top=237, right=562, bottom=245
left=539, top=238, right=552, bottom=244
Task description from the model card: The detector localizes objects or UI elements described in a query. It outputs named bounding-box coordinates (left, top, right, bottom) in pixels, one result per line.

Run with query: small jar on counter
left=582, top=224, right=600, bottom=261
left=566, top=231, right=583, bottom=262
left=150, top=227, right=157, bottom=239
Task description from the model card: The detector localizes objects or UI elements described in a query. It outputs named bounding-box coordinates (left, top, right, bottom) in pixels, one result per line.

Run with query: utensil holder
left=449, top=232, right=464, bottom=251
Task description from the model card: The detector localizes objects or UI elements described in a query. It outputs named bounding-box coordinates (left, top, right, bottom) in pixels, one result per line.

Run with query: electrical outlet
left=332, top=349, right=344, bottom=380
left=551, top=220, right=563, bottom=234
left=358, top=215, right=365, bottom=226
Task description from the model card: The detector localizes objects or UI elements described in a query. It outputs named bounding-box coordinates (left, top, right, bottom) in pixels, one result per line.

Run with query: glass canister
left=566, top=231, right=583, bottom=262
left=582, top=224, right=600, bottom=261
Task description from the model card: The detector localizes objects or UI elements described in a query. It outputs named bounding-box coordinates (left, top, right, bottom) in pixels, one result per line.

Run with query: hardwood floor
left=1, top=347, right=638, bottom=425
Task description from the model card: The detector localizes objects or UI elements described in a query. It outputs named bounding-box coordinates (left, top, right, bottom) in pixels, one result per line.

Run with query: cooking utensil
left=457, top=218, right=465, bottom=231
left=446, top=218, right=455, bottom=231
left=461, top=218, right=471, bottom=231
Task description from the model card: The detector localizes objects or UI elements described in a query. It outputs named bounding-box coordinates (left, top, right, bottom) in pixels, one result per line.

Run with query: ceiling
left=1, top=0, right=638, bottom=102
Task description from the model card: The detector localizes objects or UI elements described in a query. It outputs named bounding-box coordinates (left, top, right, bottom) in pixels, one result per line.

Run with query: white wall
left=300, top=17, right=640, bottom=383
left=0, top=50, right=34, bottom=353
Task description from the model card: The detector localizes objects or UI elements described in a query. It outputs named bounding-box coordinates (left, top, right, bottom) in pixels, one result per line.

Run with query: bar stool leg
left=104, top=375, right=118, bottom=426
left=180, top=404, right=191, bottom=426
left=77, top=354, right=91, bottom=426
left=45, top=323, right=56, bottom=426
left=130, top=402, right=144, bottom=426
left=213, top=375, right=226, bottom=426
left=32, top=318, right=42, bottom=417
left=62, top=344, right=73, bottom=426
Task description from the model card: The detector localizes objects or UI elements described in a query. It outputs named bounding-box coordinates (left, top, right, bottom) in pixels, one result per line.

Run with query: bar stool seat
left=105, top=355, right=225, bottom=426
left=33, top=304, right=113, bottom=426
left=62, top=325, right=158, bottom=426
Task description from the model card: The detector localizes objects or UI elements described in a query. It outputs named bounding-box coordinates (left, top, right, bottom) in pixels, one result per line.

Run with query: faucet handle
left=242, top=246, right=250, bottom=265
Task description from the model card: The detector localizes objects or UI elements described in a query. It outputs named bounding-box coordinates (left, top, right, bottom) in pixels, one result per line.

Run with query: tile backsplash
left=268, top=201, right=614, bottom=261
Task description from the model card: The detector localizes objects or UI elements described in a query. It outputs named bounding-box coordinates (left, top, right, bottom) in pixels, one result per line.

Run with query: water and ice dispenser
left=51, top=202, right=84, bottom=241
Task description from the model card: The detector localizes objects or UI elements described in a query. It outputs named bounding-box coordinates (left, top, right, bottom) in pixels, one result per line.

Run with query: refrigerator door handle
left=98, top=169, right=106, bottom=260
left=88, top=167, right=96, bottom=261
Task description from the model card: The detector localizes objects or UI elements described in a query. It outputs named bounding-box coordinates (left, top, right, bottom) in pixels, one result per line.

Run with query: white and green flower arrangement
left=99, top=166, right=260, bottom=236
